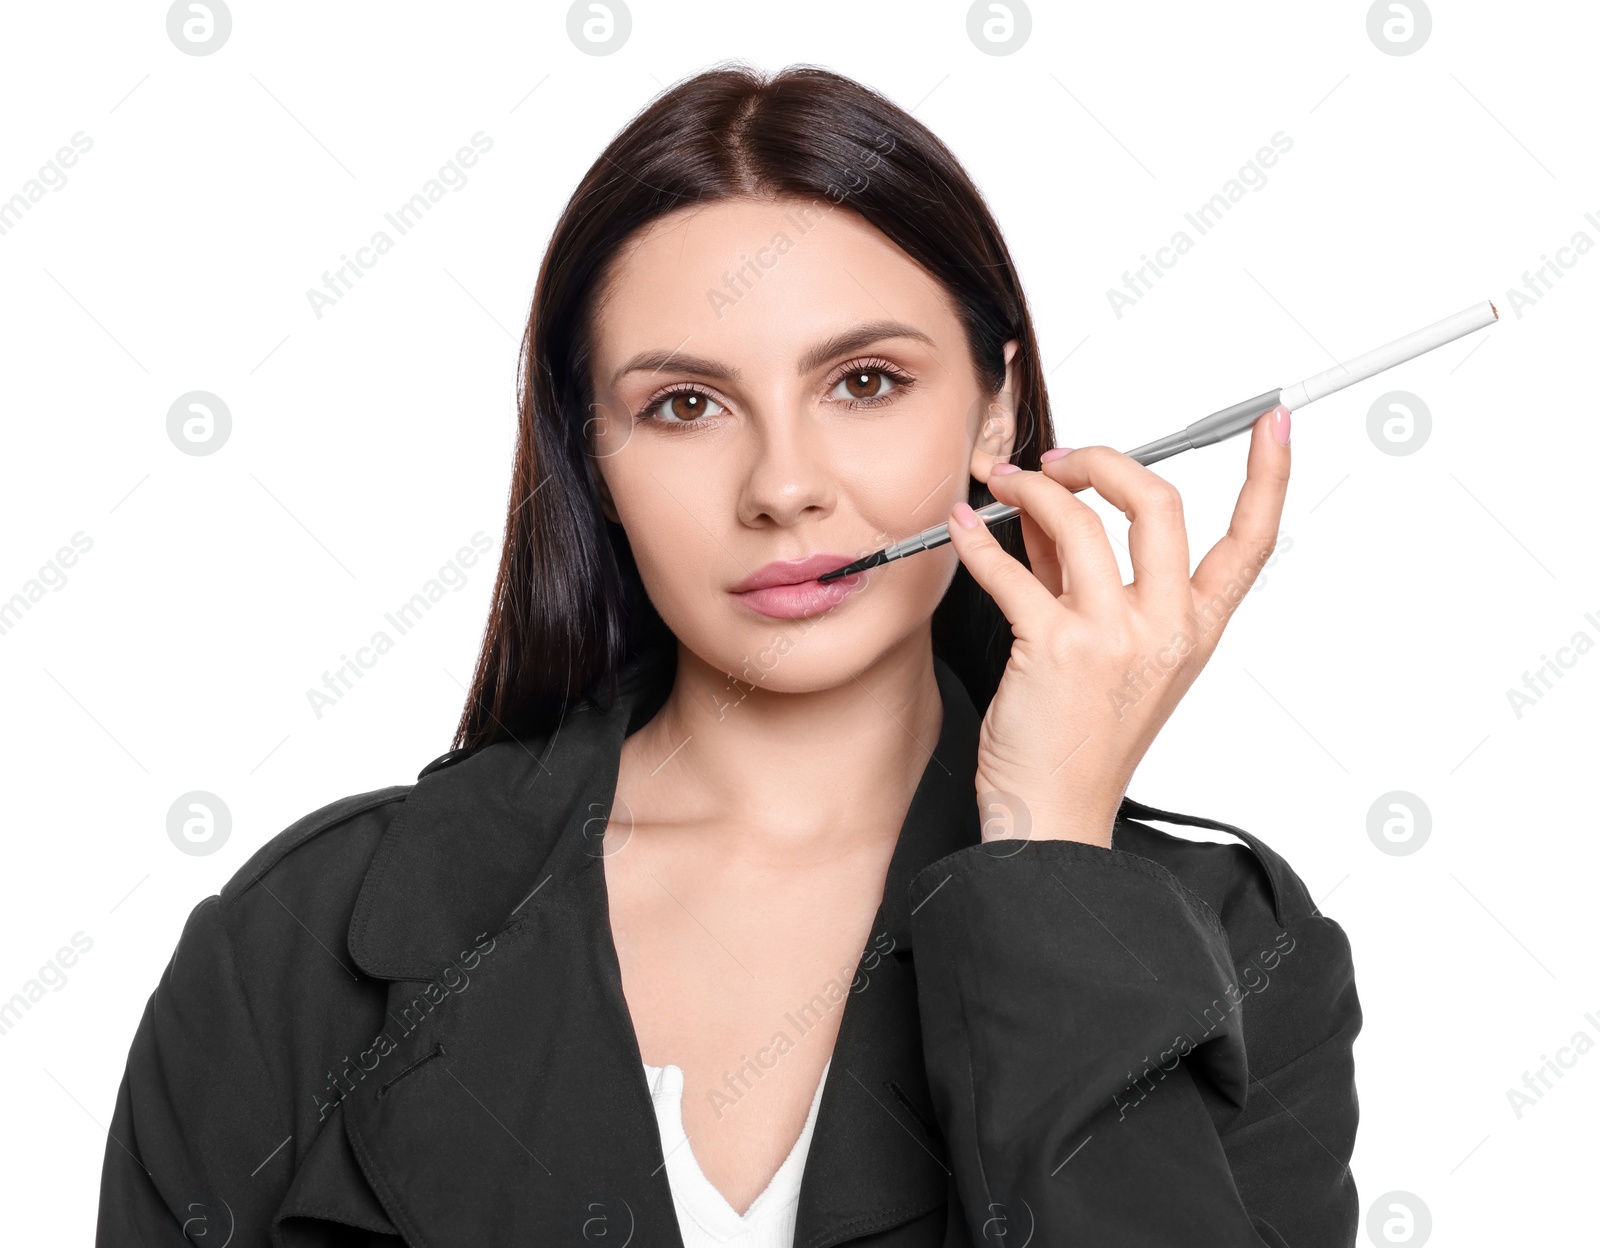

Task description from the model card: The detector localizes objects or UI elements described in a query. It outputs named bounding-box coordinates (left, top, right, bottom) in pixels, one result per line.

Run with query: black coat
left=97, top=650, right=1361, bottom=1247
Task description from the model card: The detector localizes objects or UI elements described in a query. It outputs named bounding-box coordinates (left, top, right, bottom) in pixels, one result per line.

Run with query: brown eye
left=665, top=392, right=709, bottom=421
left=841, top=370, right=884, bottom=399
left=640, top=388, right=726, bottom=426
left=830, top=366, right=905, bottom=404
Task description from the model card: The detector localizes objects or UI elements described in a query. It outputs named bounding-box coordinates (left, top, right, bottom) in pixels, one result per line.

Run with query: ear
left=969, top=338, right=1021, bottom=485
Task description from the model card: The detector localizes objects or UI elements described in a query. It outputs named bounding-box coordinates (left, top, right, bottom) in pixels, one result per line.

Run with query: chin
left=673, top=604, right=925, bottom=696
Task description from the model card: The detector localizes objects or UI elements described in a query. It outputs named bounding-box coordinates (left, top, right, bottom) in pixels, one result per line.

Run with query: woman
left=97, top=63, right=1359, bottom=1247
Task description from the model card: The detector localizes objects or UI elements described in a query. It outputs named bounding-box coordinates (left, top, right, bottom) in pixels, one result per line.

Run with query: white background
left=1, top=1, right=1595, bottom=1243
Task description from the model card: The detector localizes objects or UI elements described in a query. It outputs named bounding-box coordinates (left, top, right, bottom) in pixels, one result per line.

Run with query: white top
left=641, top=1057, right=831, bottom=1247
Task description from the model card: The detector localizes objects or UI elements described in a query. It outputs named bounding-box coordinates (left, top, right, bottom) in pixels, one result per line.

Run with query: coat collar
left=322, top=645, right=984, bottom=1247
left=347, top=643, right=983, bottom=982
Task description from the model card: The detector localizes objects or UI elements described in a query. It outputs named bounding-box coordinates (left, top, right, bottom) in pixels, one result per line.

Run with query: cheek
left=607, top=463, right=723, bottom=607
left=850, top=427, right=970, bottom=546
left=845, top=442, right=969, bottom=607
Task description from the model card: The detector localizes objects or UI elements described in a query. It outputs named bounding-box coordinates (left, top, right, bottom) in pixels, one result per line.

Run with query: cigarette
left=816, top=299, right=1500, bottom=582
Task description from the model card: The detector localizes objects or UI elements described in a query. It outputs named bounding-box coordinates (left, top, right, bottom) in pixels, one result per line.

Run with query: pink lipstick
left=730, top=554, right=868, bottom=619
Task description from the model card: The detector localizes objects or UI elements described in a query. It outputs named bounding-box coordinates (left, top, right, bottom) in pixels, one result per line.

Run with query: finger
left=1040, top=446, right=1190, bottom=603
left=985, top=467, right=1124, bottom=616
left=1017, top=508, right=1064, bottom=597
left=1192, top=405, right=1291, bottom=612
left=945, top=500, right=1063, bottom=638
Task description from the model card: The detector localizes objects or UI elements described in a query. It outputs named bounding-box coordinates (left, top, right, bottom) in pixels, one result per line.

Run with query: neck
left=617, top=633, right=945, bottom=862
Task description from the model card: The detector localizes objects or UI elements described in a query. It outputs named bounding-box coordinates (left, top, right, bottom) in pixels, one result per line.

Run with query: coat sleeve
left=907, top=835, right=1361, bottom=1248
left=96, top=894, right=297, bottom=1248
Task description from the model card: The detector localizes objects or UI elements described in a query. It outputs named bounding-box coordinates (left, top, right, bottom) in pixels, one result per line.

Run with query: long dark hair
left=453, top=61, right=1058, bottom=750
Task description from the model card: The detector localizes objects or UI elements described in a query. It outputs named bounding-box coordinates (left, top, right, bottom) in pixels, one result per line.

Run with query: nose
left=736, top=405, right=838, bottom=530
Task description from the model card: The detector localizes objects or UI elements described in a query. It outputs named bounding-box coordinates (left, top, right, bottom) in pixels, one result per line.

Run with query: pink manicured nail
left=953, top=502, right=980, bottom=529
left=1271, top=406, right=1291, bottom=446
left=1040, top=446, right=1074, bottom=462
left=991, top=463, right=1021, bottom=475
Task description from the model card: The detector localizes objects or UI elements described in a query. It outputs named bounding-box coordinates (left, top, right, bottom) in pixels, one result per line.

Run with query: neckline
left=642, top=1056, right=832, bottom=1231
left=576, top=649, right=980, bottom=1236
left=349, top=644, right=983, bottom=980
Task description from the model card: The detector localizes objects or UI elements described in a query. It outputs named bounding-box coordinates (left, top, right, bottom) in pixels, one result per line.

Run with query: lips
left=730, top=553, right=859, bottom=593
left=729, top=553, right=868, bottom=620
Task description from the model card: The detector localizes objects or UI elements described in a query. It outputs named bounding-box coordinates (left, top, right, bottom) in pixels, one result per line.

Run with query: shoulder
left=141, top=773, right=443, bottom=1134
left=170, top=769, right=439, bottom=1016
left=215, top=781, right=414, bottom=923
left=1113, top=794, right=1320, bottom=935
left=219, top=781, right=415, bottom=906
left=107, top=775, right=438, bottom=1229
left=211, top=743, right=493, bottom=939
left=171, top=779, right=422, bottom=1034
left=1113, top=795, right=1361, bottom=1072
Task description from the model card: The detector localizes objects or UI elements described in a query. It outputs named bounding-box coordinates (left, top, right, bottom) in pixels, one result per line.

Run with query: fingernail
left=953, top=502, right=980, bottom=529
left=1271, top=406, right=1291, bottom=446
left=991, top=463, right=1021, bottom=475
left=1040, top=446, right=1074, bottom=463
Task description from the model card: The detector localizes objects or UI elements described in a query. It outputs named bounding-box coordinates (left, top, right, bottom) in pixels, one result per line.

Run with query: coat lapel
left=792, top=656, right=981, bottom=1243
left=327, top=645, right=984, bottom=1246
left=342, top=855, right=684, bottom=1243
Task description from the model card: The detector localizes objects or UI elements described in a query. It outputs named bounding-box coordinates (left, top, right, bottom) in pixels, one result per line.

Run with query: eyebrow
left=608, top=320, right=938, bottom=388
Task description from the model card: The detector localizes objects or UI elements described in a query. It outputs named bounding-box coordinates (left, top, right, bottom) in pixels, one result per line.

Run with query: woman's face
left=586, top=195, right=1020, bottom=692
